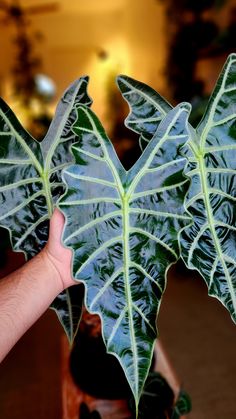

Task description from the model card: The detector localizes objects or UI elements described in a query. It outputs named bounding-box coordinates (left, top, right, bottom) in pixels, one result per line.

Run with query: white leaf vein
left=209, top=188, right=236, bottom=201
left=64, top=210, right=122, bottom=243
left=72, top=146, right=105, bottom=162
left=61, top=197, right=121, bottom=206
left=131, top=180, right=188, bottom=200
left=214, top=222, right=236, bottom=232
left=130, top=227, right=178, bottom=258
left=209, top=257, right=219, bottom=289
left=212, top=113, right=236, bottom=127
left=186, top=192, right=204, bottom=209
left=0, top=159, right=33, bottom=165
left=75, top=236, right=123, bottom=277
left=146, top=158, right=186, bottom=173
left=132, top=303, right=156, bottom=335
left=130, top=208, right=190, bottom=220
left=130, top=262, right=162, bottom=293
left=223, top=255, right=236, bottom=267
left=49, top=163, right=69, bottom=174
left=59, top=134, right=75, bottom=144
left=15, top=214, right=48, bottom=249
left=205, top=144, right=236, bottom=153
left=64, top=172, right=117, bottom=188
left=90, top=267, right=124, bottom=310
left=207, top=168, right=235, bottom=174
left=0, top=177, right=41, bottom=192
left=0, top=190, right=43, bottom=221
left=128, top=117, right=162, bottom=124
left=107, top=307, right=127, bottom=348
left=187, top=222, right=209, bottom=266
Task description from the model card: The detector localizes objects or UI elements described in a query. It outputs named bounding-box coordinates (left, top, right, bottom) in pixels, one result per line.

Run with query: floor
left=0, top=258, right=236, bottom=418
left=159, top=262, right=236, bottom=419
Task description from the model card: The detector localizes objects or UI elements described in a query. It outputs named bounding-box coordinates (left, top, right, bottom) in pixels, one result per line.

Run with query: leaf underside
left=0, top=77, right=92, bottom=341
left=59, top=103, right=191, bottom=407
left=118, top=54, right=236, bottom=323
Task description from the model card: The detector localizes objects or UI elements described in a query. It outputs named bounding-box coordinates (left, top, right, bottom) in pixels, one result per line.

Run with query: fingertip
left=53, top=207, right=64, bottom=219
left=50, top=207, right=65, bottom=233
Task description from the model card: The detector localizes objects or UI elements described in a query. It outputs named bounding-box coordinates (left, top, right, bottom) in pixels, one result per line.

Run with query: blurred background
left=1, top=0, right=236, bottom=140
left=1, top=1, right=236, bottom=418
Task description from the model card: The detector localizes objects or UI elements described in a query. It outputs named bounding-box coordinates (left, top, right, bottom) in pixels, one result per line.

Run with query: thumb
left=48, top=207, right=65, bottom=245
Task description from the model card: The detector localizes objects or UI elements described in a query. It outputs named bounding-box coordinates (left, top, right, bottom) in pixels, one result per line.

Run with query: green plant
left=129, top=371, right=191, bottom=419
left=59, top=101, right=191, bottom=410
left=0, top=53, right=235, bottom=417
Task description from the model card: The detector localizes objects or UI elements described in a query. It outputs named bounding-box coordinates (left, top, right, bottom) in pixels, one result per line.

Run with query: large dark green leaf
left=0, top=76, right=92, bottom=341
left=59, top=103, right=191, bottom=409
left=180, top=53, right=236, bottom=322
left=119, top=55, right=236, bottom=324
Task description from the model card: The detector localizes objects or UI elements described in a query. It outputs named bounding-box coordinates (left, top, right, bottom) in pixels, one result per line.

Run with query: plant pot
left=61, top=311, right=188, bottom=419
left=70, top=331, right=132, bottom=400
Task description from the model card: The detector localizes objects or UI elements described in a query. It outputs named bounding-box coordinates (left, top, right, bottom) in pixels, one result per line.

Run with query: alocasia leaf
left=180, top=53, right=236, bottom=322
left=59, top=103, right=191, bottom=410
left=116, top=75, right=172, bottom=151
left=0, top=76, right=92, bottom=341
left=119, top=55, right=236, bottom=324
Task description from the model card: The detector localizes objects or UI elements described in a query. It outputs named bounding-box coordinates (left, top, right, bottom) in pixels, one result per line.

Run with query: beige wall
left=0, top=0, right=167, bottom=124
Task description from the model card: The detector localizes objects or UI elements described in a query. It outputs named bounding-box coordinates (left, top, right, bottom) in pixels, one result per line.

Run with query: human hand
left=0, top=208, right=76, bottom=361
left=42, top=208, right=75, bottom=291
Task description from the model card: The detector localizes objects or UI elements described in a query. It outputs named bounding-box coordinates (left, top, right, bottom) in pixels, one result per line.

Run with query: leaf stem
left=122, top=193, right=139, bottom=407
left=41, top=171, right=53, bottom=217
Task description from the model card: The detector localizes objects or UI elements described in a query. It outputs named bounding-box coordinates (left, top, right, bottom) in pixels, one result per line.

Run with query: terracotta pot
left=61, top=311, right=183, bottom=419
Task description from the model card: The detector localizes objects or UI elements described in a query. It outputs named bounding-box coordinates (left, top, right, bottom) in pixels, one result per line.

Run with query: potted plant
left=0, top=53, right=235, bottom=418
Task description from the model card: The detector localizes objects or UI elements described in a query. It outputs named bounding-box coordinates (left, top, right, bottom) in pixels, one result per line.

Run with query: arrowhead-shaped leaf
left=118, top=56, right=236, bottom=324
left=116, top=75, right=172, bottom=150
left=180, top=53, right=236, bottom=322
left=0, top=76, right=92, bottom=341
left=59, top=103, right=191, bottom=408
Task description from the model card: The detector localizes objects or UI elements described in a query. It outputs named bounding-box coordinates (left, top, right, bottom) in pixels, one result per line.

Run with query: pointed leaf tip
left=179, top=102, right=192, bottom=113
left=228, top=52, right=236, bottom=62
left=116, top=74, right=172, bottom=151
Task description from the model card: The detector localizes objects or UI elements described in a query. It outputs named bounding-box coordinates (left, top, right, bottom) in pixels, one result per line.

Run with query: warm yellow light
left=86, top=36, right=131, bottom=122
left=61, top=0, right=127, bottom=14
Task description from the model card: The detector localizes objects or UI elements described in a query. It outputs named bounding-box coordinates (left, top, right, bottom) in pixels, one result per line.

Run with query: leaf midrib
left=194, top=56, right=236, bottom=310
left=77, top=105, right=189, bottom=402
left=86, top=108, right=140, bottom=397
left=122, top=193, right=138, bottom=396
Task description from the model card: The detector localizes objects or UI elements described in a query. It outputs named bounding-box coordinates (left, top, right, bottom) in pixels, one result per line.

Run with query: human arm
left=0, top=208, right=74, bottom=362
